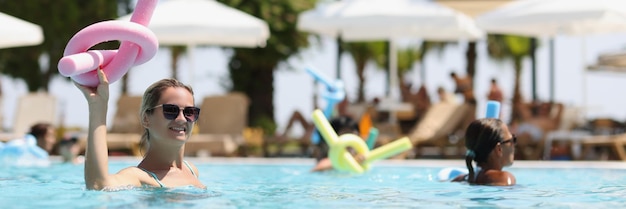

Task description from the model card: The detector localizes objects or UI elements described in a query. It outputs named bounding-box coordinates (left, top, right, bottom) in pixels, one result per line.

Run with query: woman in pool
left=29, top=122, right=57, bottom=154
left=311, top=115, right=362, bottom=172
left=75, top=69, right=205, bottom=190
left=30, top=122, right=83, bottom=164
left=453, top=118, right=517, bottom=186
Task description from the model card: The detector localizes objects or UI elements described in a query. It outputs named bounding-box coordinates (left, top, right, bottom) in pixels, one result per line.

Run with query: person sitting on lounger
left=509, top=101, right=563, bottom=159
left=450, top=72, right=475, bottom=105
left=452, top=118, right=517, bottom=186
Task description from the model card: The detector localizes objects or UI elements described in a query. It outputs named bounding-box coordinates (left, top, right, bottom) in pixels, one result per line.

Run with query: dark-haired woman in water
left=453, top=118, right=516, bottom=186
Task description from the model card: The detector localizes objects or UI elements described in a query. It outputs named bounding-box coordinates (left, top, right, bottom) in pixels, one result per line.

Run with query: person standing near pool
left=453, top=118, right=517, bottom=186
left=75, top=69, right=205, bottom=190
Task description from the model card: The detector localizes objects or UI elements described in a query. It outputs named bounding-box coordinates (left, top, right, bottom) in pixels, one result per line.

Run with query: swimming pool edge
left=74, top=156, right=626, bottom=169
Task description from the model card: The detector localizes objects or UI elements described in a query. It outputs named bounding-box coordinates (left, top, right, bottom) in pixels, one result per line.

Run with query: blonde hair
left=138, top=79, right=194, bottom=151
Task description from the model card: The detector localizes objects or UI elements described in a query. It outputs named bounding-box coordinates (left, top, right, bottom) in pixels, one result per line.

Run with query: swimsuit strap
left=139, top=167, right=165, bottom=188
left=138, top=161, right=196, bottom=188
left=183, top=160, right=197, bottom=177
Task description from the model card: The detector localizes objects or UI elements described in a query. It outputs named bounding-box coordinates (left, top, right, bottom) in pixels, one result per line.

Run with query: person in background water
left=453, top=118, right=517, bottom=186
left=29, top=122, right=83, bottom=164
left=29, top=123, right=56, bottom=154
left=75, top=69, right=205, bottom=190
left=57, top=135, right=84, bottom=164
left=311, top=115, right=362, bottom=172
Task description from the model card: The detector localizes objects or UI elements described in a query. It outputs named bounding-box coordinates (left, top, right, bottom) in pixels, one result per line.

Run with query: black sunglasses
left=500, top=134, right=517, bottom=145
left=150, top=104, right=200, bottom=122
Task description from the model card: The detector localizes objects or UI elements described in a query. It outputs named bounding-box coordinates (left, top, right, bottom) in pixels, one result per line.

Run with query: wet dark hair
left=29, top=122, right=52, bottom=141
left=464, top=118, right=506, bottom=182
left=330, top=116, right=360, bottom=135
left=316, top=116, right=360, bottom=162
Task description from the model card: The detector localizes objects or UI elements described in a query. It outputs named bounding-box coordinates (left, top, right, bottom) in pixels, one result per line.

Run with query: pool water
left=1, top=158, right=626, bottom=208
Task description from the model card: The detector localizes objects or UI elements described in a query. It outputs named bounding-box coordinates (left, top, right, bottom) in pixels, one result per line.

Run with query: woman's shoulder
left=480, top=170, right=516, bottom=186
left=311, top=158, right=333, bottom=172
left=116, top=166, right=155, bottom=183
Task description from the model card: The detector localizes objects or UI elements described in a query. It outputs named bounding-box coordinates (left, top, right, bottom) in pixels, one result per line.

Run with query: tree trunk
left=510, top=57, right=524, bottom=122
left=25, top=51, right=41, bottom=92
left=171, top=47, right=184, bottom=80
left=356, top=60, right=367, bottom=103
left=465, top=41, right=477, bottom=85
left=43, top=54, right=54, bottom=92
left=463, top=41, right=478, bottom=122
left=248, top=66, right=275, bottom=128
left=121, top=74, right=129, bottom=95
left=229, top=52, right=277, bottom=134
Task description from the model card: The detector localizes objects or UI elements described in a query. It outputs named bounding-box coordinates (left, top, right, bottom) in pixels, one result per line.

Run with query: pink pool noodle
left=58, top=0, right=158, bottom=87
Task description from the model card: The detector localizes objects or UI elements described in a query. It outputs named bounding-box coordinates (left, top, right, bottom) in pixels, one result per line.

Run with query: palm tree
left=168, top=45, right=187, bottom=80
left=342, top=41, right=386, bottom=103
left=217, top=0, right=318, bottom=135
left=341, top=41, right=448, bottom=103
left=486, top=34, right=534, bottom=122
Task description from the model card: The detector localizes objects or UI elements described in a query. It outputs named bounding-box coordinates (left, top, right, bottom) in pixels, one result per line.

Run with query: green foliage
left=0, top=0, right=132, bottom=92
left=486, top=34, right=536, bottom=121
left=219, top=0, right=316, bottom=62
left=341, top=41, right=385, bottom=102
left=397, top=46, right=420, bottom=75
left=421, top=41, right=449, bottom=60
left=343, top=41, right=449, bottom=75
left=217, top=0, right=317, bottom=130
left=342, top=41, right=386, bottom=69
left=340, top=40, right=449, bottom=102
left=487, top=34, right=534, bottom=61
left=505, top=36, right=532, bottom=56
left=252, top=115, right=277, bottom=137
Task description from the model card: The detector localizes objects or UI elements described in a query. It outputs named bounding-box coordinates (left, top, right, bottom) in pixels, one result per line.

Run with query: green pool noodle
left=364, top=137, right=412, bottom=164
left=365, top=128, right=378, bottom=150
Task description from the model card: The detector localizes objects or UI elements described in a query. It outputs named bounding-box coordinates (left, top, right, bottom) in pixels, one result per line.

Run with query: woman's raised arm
left=74, top=69, right=114, bottom=190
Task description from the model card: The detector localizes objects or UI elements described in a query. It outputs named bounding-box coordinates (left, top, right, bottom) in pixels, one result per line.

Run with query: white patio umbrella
left=476, top=0, right=626, bottom=37
left=118, top=0, right=270, bottom=82
left=120, top=0, right=270, bottom=47
left=298, top=0, right=484, bottom=99
left=0, top=12, right=43, bottom=49
left=475, top=0, right=626, bottom=114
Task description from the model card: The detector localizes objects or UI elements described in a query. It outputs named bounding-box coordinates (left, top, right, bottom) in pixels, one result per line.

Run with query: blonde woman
left=75, top=69, right=204, bottom=190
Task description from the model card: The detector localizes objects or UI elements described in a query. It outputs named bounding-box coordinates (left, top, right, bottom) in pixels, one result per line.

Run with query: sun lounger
left=581, top=133, right=626, bottom=161
left=185, top=92, right=249, bottom=157
left=542, top=105, right=589, bottom=159
left=72, top=95, right=169, bottom=156
left=0, top=93, right=57, bottom=142
left=408, top=101, right=472, bottom=158
left=264, top=110, right=313, bottom=157
left=104, top=95, right=143, bottom=155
